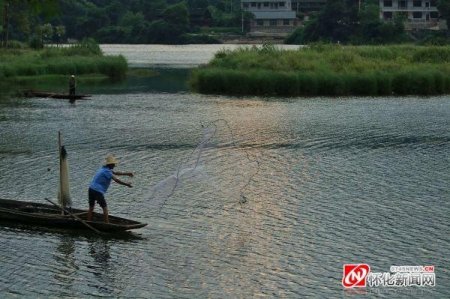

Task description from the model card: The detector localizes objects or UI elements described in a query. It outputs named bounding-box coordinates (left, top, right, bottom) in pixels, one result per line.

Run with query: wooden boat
left=0, top=198, right=147, bottom=232
left=24, top=90, right=91, bottom=100
left=0, top=132, right=145, bottom=234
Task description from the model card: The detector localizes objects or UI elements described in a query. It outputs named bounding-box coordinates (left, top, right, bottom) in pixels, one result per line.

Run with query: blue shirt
left=89, top=166, right=113, bottom=194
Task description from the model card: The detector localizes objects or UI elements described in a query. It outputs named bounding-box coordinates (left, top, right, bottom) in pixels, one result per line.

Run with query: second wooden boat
left=24, top=90, right=91, bottom=100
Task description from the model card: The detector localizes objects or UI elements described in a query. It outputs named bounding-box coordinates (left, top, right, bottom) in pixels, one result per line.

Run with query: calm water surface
left=0, top=45, right=449, bottom=298
left=100, top=44, right=300, bottom=68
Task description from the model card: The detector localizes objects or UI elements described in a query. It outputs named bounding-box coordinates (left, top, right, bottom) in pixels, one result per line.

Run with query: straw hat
left=105, top=154, right=118, bottom=165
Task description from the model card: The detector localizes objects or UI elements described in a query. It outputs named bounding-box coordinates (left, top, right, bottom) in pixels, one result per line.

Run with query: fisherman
left=88, top=155, right=133, bottom=223
left=69, top=75, right=76, bottom=96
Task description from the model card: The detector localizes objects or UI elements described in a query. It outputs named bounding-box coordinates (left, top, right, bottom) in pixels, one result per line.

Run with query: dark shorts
left=88, top=188, right=107, bottom=208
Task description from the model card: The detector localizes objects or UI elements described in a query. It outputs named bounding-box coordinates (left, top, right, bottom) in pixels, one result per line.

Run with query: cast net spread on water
left=140, top=119, right=260, bottom=215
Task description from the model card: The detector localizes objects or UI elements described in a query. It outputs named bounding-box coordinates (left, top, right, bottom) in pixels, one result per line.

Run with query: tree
left=147, top=19, right=172, bottom=43
left=301, top=0, right=359, bottom=43
left=187, top=0, right=208, bottom=9
left=1, top=0, right=59, bottom=47
left=133, top=0, right=167, bottom=21
left=162, top=1, right=189, bottom=32
left=1, top=0, right=9, bottom=47
left=40, top=22, right=53, bottom=44
left=119, top=11, right=146, bottom=43
left=286, top=0, right=408, bottom=44
left=438, top=0, right=450, bottom=32
left=159, top=1, right=190, bottom=41
left=358, top=1, right=397, bottom=43
left=55, top=25, right=65, bottom=45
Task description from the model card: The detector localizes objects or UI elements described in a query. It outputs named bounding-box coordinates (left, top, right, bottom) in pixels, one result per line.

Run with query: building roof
left=251, top=11, right=297, bottom=19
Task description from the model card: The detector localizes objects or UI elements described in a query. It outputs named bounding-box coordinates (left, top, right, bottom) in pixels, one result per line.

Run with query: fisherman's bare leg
left=102, top=206, right=109, bottom=223
left=87, top=206, right=94, bottom=221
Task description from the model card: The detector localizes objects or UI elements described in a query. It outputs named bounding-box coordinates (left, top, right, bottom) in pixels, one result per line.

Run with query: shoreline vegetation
left=189, top=44, right=450, bottom=97
left=0, top=40, right=127, bottom=95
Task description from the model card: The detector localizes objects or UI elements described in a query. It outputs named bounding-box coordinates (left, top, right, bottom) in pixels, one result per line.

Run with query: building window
left=413, top=0, right=422, bottom=7
left=243, top=3, right=249, bottom=8
left=398, top=0, right=406, bottom=8
left=413, top=12, right=422, bottom=18
left=383, top=0, right=393, bottom=7
left=383, top=11, right=393, bottom=19
left=279, top=2, right=285, bottom=7
left=430, top=11, right=439, bottom=18
left=264, top=2, right=269, bottom=7
left=257, top=20, right=264, bottom=26
left=270, top=19, right=277, bottom=26
left=283, top=19, right=290, bottom=25
left=430, top=0, right=437, bottom=6
left=251, top=2, right=256, bottom=7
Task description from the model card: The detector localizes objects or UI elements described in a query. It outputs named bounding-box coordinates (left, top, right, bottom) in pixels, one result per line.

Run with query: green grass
left=0, top=46, right=128, bottom=82
left=190, top=44, right=450, bottom=96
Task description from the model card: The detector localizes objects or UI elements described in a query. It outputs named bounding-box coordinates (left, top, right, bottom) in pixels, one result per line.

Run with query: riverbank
left=218, top=33, right=286, bottom=45
left=0, top=42, right=127, bottom=96
left=189, top=44, right=450, bottom=96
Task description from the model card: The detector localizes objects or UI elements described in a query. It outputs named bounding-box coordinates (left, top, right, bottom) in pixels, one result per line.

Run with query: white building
left=379, top=0, right=443, bottom=30
left=241, top=0, right=298, bottom=36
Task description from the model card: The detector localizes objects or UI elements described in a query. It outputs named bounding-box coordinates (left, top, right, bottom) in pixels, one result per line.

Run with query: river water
left=0, top=45, right=449, bottom=298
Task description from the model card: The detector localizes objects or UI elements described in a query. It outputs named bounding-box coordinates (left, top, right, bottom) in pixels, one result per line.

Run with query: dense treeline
left=1, top=0, right=449, bottom=46
left=286, top=0, right=450, bottom=45
left=0, top=0, right=246, bottom=45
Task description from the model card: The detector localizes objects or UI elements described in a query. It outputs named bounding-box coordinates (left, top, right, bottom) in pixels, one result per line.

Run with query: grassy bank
left=0, top=42, right=128, bottom=87
left=190, top=44, right=450, bottom=96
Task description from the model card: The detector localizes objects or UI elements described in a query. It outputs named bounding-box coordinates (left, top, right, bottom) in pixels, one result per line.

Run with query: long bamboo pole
left=45, top=198, right=104, bottom=235
left=58, top=131, right=63, bottom=213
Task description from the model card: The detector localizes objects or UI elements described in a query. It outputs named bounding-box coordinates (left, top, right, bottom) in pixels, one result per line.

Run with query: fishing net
left=143, top=119, right=260, bottom=216
left=58, top=145, right=72, bottom=208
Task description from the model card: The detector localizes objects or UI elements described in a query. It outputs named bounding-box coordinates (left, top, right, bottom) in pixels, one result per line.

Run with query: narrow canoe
left=24, top=90, right=91, bottom=100
left=0, top=198, right=147, bottom=232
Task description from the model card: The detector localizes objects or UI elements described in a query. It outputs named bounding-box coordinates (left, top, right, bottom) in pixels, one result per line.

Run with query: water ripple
left=0, top=95, right=449, bottom=298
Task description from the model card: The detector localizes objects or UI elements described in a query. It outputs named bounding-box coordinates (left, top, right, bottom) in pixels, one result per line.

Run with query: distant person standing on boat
left=87, top=155, right=133, bottom=223
left=69, top=75, right=76, bottom=96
